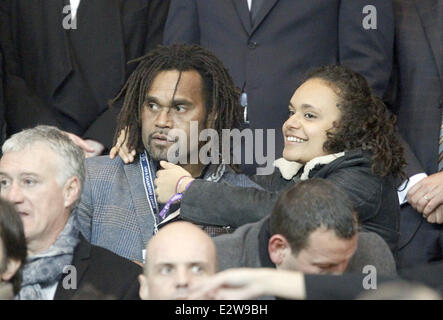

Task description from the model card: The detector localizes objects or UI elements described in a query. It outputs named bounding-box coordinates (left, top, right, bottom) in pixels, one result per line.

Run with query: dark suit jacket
left=0, top=0, right=169, bottom=148
left=164, top=0, right=394, bottom=159
left=390, top=0, right=443, bottom=176
left=54, top=236, right=142, bottom=300
left=388, top=0, right=443, bottom=269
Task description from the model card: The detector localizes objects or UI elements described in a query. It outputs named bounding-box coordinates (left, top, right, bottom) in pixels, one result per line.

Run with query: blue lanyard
left=140, top=151, right=159, bottom=219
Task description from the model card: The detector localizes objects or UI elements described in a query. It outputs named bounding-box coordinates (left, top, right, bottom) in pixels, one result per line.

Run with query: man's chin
left=146, top=147, right=169, bottom=162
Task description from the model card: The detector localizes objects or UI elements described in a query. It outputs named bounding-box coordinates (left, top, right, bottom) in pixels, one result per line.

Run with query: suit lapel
left=232, top=0, right=253, bottom=35
left=250, top=0, right=279, bottom=35
left=123, top=157, right=156, bottom=245
left=415, top=0, right=443, bottom=84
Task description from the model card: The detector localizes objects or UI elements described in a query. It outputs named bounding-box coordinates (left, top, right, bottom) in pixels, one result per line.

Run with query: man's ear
left=138, top=274, right=149, bottom=300
left=1, top=259, right=21, bottom=282
left=63, top=176, right=81, bottom=209
left=268, top=234, right=290, bottom=266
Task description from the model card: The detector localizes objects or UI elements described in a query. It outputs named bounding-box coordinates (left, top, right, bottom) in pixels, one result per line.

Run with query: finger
left=67, top=133, right=95, bottom=153
left=155, top=170, right=165, bottom=178
left=159, top=160, right=176, bottom=169
left=407, top=180, right=424, bottom=199
left=416, top=196, right=430, bottom=214
left=423, top=195, right=442, bottom=216
left=75, top=137, right=95, bottom=153
left=408, top=189, right=430, bottom=213
left=115, top=129, right=126, bottom=147
left=423, top=185, right=443, bottom=214
left=119, top=147, right=131, bottom=164
left=109, top=146, right=117, bottom=159
left=128, top=150, right=135, bottom=163
left=427, top=213, right=437, bottom=224
left=84, top=151, right=94, bottom=158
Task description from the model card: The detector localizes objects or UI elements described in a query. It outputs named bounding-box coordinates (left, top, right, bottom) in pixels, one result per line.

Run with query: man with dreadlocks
left=74, top=44, right=262, bottom=263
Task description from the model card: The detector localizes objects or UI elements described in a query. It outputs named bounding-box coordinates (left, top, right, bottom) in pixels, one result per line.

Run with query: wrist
left=178, top=177, right=195, bottom=193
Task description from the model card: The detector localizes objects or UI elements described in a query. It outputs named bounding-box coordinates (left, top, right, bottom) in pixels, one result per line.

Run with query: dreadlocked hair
left=303, top=65, right=406, bottom=178
left=111, top=44, right=243, bottom=169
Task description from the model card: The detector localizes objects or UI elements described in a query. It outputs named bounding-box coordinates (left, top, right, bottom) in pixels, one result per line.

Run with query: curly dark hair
left=0, top=198, right=27, bottom=296
left=111, top=44, right=243, bottom=163
left=303, top=65, right=405, bottom=178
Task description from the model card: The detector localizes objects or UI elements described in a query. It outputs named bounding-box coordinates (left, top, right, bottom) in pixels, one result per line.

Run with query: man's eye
left=191, top=265, right=203, bottom=274
left=160, top=266, right=173, bottom=275
left=288, top=110, right=295, bottom=117
left=22, top=179, right=36, bottom=186
left=174, top=105, right=187, bottom=113
left=0, top=179, right=10, bottom=188
left=148, top=102, right=160, bottom=111
left=304, top=112, right=316, bottom=119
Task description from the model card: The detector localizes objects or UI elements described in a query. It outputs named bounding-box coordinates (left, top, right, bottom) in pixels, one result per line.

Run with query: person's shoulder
left=85, top=155, right=138, bottom=176
left=214, top=218, right=265, bottom=247
left=335, top=149, right=371, bottom=168
left=322, top=149, right=376, bottom=180
left=85, top=154, right=124, bottom=168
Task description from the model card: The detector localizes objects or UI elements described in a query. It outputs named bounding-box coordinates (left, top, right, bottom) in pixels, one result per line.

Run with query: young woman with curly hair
left=114, top=65, right=406, bottom=251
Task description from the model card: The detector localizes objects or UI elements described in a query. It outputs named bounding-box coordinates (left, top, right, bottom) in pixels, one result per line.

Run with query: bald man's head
left=139, top=222, right=217, bottom=300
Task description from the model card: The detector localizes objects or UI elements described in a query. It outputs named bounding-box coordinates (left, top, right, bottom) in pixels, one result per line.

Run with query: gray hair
left=2, top=126, right=85, bottom=207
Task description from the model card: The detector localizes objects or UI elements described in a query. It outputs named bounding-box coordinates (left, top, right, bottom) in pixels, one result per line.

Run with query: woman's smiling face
left=282, top=78, right=342, bottom=164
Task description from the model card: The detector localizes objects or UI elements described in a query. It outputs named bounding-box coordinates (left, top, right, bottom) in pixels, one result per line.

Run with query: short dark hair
left=270, top=179, right=358, bottom=254
left=112, top=44, right=243, bottom=163
left=0, top=198, right=27, bottom=295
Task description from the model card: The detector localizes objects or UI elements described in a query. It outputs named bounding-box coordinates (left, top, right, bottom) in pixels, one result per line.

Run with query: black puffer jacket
left=181, top=149, right=400, bottom=251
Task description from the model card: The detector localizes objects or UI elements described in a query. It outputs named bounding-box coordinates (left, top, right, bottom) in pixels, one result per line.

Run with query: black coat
left=54, top=236, right=142, bottom=300
left=181, top=150, right=400, bottom=252
left=0, top=0, right=169, bottom=148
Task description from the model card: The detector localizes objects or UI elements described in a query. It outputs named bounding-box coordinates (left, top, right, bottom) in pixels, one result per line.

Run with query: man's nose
left=155, top=109, right=172, bottom=128
left=175, top=267, right=190, bottom=288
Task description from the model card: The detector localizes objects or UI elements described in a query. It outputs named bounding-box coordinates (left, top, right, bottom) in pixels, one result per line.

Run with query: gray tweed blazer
left=74, top=154, right=261, bottom=263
